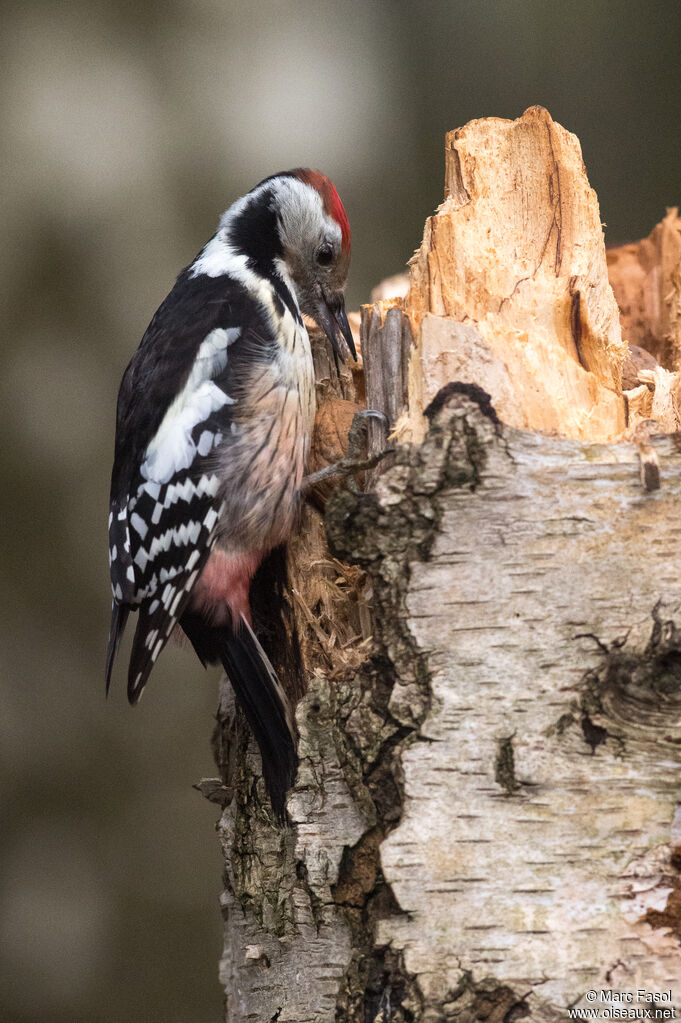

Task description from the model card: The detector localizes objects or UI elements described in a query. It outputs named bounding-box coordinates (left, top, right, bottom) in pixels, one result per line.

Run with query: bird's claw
left=302, top=408, right=391, bottom=495
left=347, top=409, right=388, bottom=461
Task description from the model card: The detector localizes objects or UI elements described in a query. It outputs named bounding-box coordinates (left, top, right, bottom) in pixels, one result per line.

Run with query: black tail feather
left=105, top=602, right=129, bottom=694
left=181, top=613, right=297, bottom=819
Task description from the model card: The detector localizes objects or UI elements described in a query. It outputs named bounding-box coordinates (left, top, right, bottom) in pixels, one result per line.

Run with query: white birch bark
left=372, top=392, right=681, bottom=1019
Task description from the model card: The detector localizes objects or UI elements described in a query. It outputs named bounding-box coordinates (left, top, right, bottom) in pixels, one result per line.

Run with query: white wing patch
left=141, top=328, right=239, bottom=485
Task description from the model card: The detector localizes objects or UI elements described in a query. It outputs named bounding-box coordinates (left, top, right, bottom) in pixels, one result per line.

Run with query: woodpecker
left=106, top=169, right=354, bottom=817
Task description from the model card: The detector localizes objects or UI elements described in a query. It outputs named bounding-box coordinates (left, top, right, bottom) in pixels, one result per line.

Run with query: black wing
left=106, top=267, right=274, bottom=702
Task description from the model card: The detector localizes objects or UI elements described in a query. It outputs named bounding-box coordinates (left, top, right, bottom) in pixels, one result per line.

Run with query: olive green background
left=1, top=1, right=679, bottom=1020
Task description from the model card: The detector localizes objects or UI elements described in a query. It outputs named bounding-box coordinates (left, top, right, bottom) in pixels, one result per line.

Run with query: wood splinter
left=631, top=420, right=662, bottom=492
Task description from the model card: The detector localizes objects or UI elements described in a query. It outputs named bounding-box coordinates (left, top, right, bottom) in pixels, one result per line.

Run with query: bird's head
left=273, top=168, right=355, bottom=361
left=222, top=169, right=355, bottom=362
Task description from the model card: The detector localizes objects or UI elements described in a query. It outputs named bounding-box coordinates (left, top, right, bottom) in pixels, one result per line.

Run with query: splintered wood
left=609, top=209, right=681, bottom=432
left=607, top=208, right=681, bottom=369
left=363, top=107, right=681, bottom=443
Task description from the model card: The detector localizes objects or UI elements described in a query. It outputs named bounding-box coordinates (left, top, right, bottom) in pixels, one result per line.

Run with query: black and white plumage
left=106, top=169, right=354, bottom=816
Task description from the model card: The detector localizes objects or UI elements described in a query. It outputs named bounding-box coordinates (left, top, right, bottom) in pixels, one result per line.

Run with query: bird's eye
left=316, top=244, right=334, bottom=267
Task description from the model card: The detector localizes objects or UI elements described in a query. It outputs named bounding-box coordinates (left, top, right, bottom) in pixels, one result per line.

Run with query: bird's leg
left=302, top=409, right=390, bottom=494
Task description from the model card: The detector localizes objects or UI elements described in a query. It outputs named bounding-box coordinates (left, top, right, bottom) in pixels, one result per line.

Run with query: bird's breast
left=215, top=320, right=315, bottom=553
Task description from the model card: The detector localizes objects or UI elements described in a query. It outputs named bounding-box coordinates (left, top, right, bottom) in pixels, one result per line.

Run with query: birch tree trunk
left=209, top=108, right=681, bottom=1021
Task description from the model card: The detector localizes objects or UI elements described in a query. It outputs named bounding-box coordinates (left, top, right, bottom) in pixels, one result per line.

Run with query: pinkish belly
left=188, top=548, right=264, bottom=626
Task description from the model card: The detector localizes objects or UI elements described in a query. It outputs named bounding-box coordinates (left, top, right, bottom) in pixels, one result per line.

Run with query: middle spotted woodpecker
left=106, top=169, right=354, bottom=817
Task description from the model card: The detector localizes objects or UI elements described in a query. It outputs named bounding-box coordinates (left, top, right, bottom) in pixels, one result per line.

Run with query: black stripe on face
left=227, top=189, right=301, bottom=324
left=228, top=188, right=283, bottom=277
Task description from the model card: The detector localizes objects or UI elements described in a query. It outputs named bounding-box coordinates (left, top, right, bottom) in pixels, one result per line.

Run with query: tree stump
left=211, top=108, right=681, bottom=1021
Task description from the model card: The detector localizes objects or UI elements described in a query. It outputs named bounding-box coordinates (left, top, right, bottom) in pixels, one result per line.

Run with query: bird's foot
left=302, top=409, right=390, bottom=494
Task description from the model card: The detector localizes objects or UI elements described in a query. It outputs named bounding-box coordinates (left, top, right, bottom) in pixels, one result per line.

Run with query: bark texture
left=336, top=391, right=681, bottom=1018
left=215, top=386, right=681, bottom=1021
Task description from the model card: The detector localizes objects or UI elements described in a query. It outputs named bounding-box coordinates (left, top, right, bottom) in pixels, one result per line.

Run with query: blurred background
left=1, top=1, right=679, bottom=1020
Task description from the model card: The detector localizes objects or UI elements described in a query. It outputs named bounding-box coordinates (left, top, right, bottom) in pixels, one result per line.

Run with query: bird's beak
left=315, top=293, right=357, bottom=362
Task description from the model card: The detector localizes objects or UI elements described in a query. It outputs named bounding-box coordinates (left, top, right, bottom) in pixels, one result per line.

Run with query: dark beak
left=315, top=293, right=357, bottom=362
